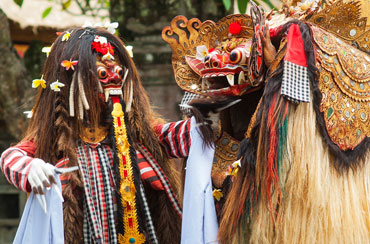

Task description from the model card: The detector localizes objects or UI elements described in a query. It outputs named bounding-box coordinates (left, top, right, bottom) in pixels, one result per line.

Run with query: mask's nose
left=107, top=73, right=121, bottom=84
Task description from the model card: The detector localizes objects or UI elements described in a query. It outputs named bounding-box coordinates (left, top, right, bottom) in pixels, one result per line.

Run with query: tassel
left=78, top=72, right=90, bottom=110
left=125, top=79, right=133, bottom=112
left=78, top=95, right=84, bottom=120
left=69, top=73, right=77, bottom=117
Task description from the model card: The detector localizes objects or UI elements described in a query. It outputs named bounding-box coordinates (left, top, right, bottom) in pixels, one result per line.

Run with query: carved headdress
left=162, top=14, right=261, bottom=97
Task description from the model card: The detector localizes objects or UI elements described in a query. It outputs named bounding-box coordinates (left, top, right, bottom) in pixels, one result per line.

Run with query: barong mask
left=162, top=14, right=264, bottom=97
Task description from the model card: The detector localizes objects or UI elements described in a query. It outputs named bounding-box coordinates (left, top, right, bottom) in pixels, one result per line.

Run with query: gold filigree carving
left=212, top=131, right=240, bottom=188
left=162, top=14, right=253, bottom=94
left=162, top=16, right=215, bottom=94
left=307, top=0, right=370, bottom=53
left=314, top=27, right=370, bottom=150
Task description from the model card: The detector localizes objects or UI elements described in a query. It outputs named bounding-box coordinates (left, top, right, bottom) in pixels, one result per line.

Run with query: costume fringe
left=235, top=102, right=370, bottom=243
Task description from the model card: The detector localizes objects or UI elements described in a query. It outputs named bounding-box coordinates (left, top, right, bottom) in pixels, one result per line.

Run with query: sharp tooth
left=202, top=78, right=206, bottom=91
left=104, top=90, right=109, bottom=102
left=227, top=74, right=234, bottom=86
left=238, top=71, right=246, bottom=84
left=117, top=89, right=122, bottom=95
left=206, top=79, right=211, bottom=88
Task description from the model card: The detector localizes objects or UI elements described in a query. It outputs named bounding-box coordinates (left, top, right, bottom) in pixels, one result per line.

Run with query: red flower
left=229, top=21, right=242, bottom=35
left=91, top=42, right=115, bottom=56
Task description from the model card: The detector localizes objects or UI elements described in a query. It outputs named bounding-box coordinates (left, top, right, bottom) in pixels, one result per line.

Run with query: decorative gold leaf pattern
left=307, top=0, right=370, bottom=53
left=313, top=26, right=370, bottom=150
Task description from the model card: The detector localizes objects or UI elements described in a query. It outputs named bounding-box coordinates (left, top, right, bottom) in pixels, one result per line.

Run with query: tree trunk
left=0, top=9, right=34, bottom=150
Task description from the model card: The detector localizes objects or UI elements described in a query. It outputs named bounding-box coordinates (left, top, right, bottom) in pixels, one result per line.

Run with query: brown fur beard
left=145, top=185, right=182, bottom=244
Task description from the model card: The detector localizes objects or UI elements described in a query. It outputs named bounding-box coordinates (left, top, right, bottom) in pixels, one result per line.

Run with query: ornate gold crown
left=162, top=14, right=253, bottom=94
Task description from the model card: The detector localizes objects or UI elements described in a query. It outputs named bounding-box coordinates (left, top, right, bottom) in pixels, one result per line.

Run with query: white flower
left=196, top=45, right=208, bottom=61
left=94, top=35, right=107, bottom=45
left=23, top=110, right=33, bottom=118
left=232, top=159, right=241, bottom=168
left=104, top=22, right=119, bottom=34
left=83, top=21, right=118, bottom=34
left=42, top=46, right=52, bottom=57
left=125, top=45, right=133, bottom=58
left=50, top=80, right=65, bottom=92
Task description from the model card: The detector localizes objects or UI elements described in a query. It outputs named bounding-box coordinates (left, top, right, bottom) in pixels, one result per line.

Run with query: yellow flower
left=32, top=75, right=46, bottom=89
left=213, top=189, right=223, bottom=201
left=62, top=31, right=71, bottom=41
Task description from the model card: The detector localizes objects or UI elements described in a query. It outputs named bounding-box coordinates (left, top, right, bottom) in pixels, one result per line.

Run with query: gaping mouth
left=101, top=85, right=123, bottom=102
left=202, top=70, right=258, bottom=96
left=186, top=56, right=258, bottom=96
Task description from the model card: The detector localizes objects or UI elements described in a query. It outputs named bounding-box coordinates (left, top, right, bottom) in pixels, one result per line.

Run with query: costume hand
left=28, top=159, right=57, bottom=195
left=259, top=24, right=276, bottom=68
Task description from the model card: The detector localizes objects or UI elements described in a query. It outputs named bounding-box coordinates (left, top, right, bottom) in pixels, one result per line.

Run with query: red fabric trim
left=16, top=141, right=36, bottom=156
left=284, top=24, right=307, bottom=67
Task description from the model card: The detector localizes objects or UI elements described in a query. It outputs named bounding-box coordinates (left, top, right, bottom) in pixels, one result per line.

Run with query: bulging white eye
left=114, top=66, right=124, bottom=79
left=229, top=44, right=250, bottom=65
left=97, top=66, right=108, bottom=79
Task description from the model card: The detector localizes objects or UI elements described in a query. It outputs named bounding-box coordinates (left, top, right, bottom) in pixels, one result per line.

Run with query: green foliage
left=62, top=0, right=72, bottom=10
left=237, top=0, right=249, bottom=13
left=223, top=0, right=232, bottom=11
left=260, top=0, right=275, bottom=9
left=221, top=0, right=277, bottom=13
left=13, top=0, right=23, bottom=7
left=42, top=6, right=53, bottom=19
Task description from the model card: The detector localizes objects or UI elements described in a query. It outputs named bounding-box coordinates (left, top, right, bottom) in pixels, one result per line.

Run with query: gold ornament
left=79, top=126, right=109, bottom=144
left=162, top=14, right=253, bottom=94
left=307, top=0, right=370, bottom=53
left=212, top=130, right=240, bottom=188
left=112, top=102, right=145, bottom=244
left=313, top=26, right=370, bottom=150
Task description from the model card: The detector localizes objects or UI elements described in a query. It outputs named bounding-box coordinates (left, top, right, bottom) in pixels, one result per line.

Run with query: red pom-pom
left=229, top=22, right=242, bottom=35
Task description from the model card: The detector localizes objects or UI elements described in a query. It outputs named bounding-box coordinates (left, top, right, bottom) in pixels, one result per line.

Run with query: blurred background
left=0, top=0, right=279, bottom=242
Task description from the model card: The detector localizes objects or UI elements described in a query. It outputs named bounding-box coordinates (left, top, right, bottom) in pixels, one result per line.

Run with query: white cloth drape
left=181, top=117, right=219, bottom=244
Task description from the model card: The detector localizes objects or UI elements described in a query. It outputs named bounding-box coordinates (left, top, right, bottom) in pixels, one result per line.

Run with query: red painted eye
left=97, top=67, right=108, bottom=79
left=114, top=66, right=124, bottom=79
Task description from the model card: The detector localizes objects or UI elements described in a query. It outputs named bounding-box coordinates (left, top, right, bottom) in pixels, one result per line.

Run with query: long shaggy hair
left=24, top=27, right=181, bottom=243
left=219, top=20, right=370, bottom=243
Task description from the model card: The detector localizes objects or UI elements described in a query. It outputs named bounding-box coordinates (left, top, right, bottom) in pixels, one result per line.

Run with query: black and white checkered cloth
left=281, top=60, right=310, bottom=103
left=179, top=92, right=203, bottom=117
left=139, top=183, right=159, bottom=244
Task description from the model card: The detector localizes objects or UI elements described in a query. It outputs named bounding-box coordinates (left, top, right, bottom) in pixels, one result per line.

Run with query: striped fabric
left=155, top=119, right=192, bottom=158
left=0, top=141, right=37, bottom=192
left=137, top=143, right=182, bottom=218
left=137, top=151, right=164, bottom=191
left=77, top=143, right=117, bottom=244
left=0, top=136, right=186, bottom=243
